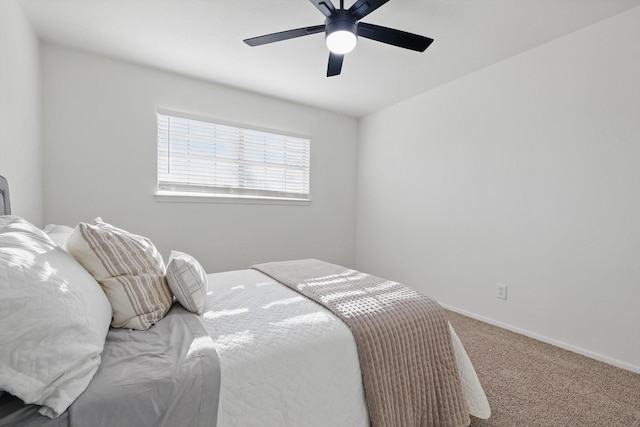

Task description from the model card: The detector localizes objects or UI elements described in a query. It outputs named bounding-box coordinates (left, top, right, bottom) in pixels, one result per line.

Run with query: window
left=157, top=111, right=310, bottom=201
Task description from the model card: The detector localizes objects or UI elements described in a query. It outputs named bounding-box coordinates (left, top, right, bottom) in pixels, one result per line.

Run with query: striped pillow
left=166, top=250, right=208, bottom=315
left=65, top=218, right=173, bottom=330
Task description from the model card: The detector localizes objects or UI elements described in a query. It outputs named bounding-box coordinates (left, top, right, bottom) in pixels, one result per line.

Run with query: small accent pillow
left=0, top=216, right=112, bottom=418
left=166, top=250, right=208, bottom=315
left=65, top=218, right=173, bottom=330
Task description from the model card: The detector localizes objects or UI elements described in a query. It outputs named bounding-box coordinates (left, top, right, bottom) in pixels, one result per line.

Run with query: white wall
left=42, top=45, right=358, bottom=272
left=0, top=0, right=43, bottom=224
left=356, top=7, right=640, bottom=372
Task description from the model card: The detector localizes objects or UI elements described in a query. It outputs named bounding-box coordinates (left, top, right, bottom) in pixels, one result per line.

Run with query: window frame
left=155, top=109, right=311, bottom=205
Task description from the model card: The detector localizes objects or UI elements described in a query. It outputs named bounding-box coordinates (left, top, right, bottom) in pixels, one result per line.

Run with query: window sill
left=154, top=191, right=311, bottom=206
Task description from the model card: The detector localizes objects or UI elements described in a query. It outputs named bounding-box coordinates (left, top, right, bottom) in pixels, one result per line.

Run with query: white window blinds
left=157, top=112, right=310, bottom=200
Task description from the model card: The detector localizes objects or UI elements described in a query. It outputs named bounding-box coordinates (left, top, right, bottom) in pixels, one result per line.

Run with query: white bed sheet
left=202, top=269, right=490, bottom=427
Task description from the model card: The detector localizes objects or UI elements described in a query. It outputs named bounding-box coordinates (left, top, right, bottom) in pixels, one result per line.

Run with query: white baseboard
left=441, top=303, right=640, bottom=374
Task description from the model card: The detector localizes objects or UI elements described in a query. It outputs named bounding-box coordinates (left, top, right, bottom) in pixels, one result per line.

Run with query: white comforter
left=201, top=269, right=490, bottom=427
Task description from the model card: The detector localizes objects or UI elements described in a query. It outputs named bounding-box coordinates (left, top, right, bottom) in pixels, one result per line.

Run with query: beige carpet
left=446, top=310, right=640, bottom=427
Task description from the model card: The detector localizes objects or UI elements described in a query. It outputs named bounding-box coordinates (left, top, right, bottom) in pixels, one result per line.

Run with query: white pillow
left=0, top=216, right=112, bottom=418
left=65, top=218, right=173, bottom=330
left=166, top=250, right=208, bottom=315
left=43, top=223, right=74, bottom=247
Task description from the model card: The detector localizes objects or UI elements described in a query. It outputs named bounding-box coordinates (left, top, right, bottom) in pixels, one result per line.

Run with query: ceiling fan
left=243, top=0, right=434, bottom=77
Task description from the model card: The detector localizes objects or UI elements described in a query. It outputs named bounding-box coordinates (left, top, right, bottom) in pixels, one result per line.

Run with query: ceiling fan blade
left=327, top=52, right=344, bottom=77
left=348, top=0, right=389, bottom=21
left=309, top=0, right=336, bottom=18
left=244, top=25, right=325, bottom=47
left=357, top=22, right=433, bottom=52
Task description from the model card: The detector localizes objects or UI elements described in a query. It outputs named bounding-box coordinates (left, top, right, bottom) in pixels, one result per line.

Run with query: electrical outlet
left=496, top=284, right=508, bottom=300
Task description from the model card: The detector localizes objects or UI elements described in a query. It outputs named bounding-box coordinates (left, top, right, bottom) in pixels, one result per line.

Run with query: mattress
left=201, top=269, right=490, bottom=427
left=1, top=268, right=489, bottom=427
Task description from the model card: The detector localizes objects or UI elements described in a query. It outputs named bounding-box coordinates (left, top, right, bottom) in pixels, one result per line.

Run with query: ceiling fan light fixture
left=325, top=12, right=358, bottom=55
left=326, top=30, right=357, bottom=54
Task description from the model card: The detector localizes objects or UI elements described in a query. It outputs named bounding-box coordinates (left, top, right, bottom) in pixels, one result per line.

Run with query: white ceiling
left=18, top=0, right=640, bottom=117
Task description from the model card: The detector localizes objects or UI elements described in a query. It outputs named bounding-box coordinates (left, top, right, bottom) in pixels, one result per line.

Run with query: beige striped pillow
left=65, top=218, right=173, bottom=330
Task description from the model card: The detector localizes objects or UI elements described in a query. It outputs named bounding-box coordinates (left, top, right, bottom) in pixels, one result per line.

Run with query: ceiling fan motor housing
left=325, top=10, right=358, bottom=39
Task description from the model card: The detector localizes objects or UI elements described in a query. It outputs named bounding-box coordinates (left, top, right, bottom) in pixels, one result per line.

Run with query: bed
left=0, top=174, right=490, bottom=427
